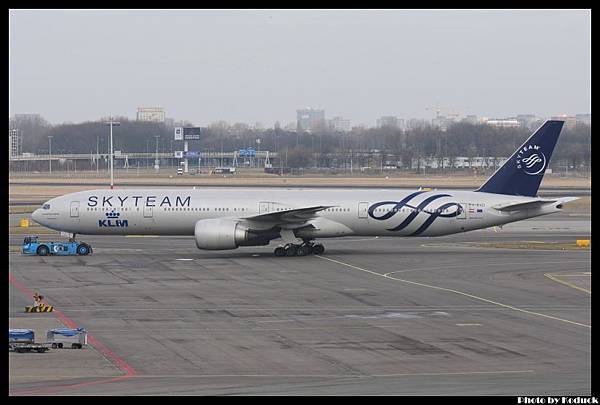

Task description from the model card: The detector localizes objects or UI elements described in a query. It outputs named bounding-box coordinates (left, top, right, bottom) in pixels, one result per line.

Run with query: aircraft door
left=70, top=201, right=80, bottom=217
left=358, top=202, right=369, bottom=218
left=457, top=203, right=467, bottom=219
left=143, top=206, right=153, bottom=218
left=259, top=201, right=270, bottom=214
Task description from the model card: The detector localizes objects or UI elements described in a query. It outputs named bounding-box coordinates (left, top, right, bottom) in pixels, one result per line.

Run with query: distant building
left=164, top=117, right=175, bottom=128
left=351, top=123, right=369, bottom=131
left=406, top=118, right=429, bottom=130
left=297, top=108, right=325, bottom=132
left=136, top=107, right=166, bottom=123
left=284, top=122, right=297, bottom=131
left=575, top=114, right=591, bottom=126
left=411, top=156, right=509, bottom=170
left=551, top=114, right=577, bottom=129
left=462, top=115, right=482, bottom=125
left=515, top=114, right=542, bottom=130
left=14, top=113, right=42, bottom=122
left=431, top=116, right=455, bottom=131
left=376, top=116, right=402, bottom=129
left=174, top=120, right=194, bottom=128
left=8, top=128, right=21, bottom=159
left=485, top=119, right=520, bottom=128
left=329, top=116, right=351, bottom=132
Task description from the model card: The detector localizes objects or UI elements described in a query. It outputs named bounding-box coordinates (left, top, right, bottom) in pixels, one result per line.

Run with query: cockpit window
left=42, top=204, right=50, bottom=210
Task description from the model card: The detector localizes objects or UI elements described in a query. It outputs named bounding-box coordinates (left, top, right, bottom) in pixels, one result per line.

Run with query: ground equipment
left=21, top=236, right=92, bottom=256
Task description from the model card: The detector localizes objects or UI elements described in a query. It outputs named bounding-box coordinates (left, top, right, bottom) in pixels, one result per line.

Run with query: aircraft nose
left=31, top=209, right=44, bottom=226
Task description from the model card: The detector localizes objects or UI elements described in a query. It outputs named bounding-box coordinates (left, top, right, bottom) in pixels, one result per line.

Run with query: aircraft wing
left=492, top=197, right=578, bottom=212
left=243, top=205, right=333, bottom=224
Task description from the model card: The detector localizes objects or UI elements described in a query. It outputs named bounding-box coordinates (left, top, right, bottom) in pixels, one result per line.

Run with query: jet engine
left=194, top=219, right=272, bottom=250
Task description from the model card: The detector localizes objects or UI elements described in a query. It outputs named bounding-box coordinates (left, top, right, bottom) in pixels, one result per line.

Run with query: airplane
left=32, top=120, right=577, bottom=257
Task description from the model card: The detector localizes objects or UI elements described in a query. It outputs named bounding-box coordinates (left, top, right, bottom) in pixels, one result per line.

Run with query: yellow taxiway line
left=544, top=273, right=591, bottom=295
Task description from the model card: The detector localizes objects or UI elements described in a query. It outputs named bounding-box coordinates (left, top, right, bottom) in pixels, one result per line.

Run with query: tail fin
left=476, top=120, right=564, bottom=197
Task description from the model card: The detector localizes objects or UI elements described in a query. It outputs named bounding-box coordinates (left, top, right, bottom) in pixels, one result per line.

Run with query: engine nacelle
left=194, top=219, right=272, bottom=250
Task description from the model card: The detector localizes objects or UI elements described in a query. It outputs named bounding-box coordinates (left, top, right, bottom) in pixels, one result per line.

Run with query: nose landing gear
left=273, top=241, right=325, bottom=257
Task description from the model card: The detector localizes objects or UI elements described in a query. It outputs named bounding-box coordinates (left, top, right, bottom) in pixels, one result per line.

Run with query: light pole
left=154, top=135, right=160, bottom=172
left=256, top=138, right=261, bottom=168
left=96, top=134, right=99, bottom=174
left=47, top=136, right=53, bottom=173
left=104, top=117, right=120, bottom=189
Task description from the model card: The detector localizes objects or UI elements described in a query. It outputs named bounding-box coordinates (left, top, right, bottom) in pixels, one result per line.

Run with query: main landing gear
left=273, top=241, right=325, bottom=257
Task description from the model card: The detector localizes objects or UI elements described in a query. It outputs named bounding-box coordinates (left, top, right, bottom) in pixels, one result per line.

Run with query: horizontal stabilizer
left=492, top=197, right=579, bottom=211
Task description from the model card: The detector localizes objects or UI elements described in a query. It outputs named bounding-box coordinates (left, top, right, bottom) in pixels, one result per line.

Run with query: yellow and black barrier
left=576, top=240, right=591, bottom=248
left=25, top=304, right=54, bottom=313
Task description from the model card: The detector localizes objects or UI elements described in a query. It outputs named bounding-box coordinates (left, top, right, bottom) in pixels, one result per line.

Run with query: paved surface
left=9, top=214, right=591, bottom=395
left=9, top=316, right=121, bottom=385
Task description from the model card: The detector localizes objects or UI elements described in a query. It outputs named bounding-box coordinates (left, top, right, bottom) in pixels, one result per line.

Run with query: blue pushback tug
left=22, top=236, right=92, bottom=256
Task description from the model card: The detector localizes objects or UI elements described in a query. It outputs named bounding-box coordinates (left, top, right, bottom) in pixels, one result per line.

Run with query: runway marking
left=385, top=260, right=591, bottom=275
left=52, top=305, right=588, bottom=312
left=125, top=235, right=159, bottom=237
left=421, top=242, right=593, bottom=252
left=102, top=369, right=535, bottom=378
left=175, top=258, right=194, bottom=261
left=456, top=323, right=482, bottom=327
left=315, top=256, right=591, bottom=329
left=544, top=273, right=591, bottom=295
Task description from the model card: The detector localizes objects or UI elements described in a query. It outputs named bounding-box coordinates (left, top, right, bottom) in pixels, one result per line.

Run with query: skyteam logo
left=516, top=144, right=546, bottom=176
left=99, top=210, right=128, bottom=228
left=368, top=191, right=462, bottom=236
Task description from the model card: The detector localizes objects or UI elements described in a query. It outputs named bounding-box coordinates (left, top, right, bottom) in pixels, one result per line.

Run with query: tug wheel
left=36, top=245, right=49, bottom=256
left=77, top=243, right=91, bottom=255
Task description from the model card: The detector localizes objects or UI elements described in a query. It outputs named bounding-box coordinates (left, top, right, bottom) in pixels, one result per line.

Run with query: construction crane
left=425, top=104, right=464, bottom=120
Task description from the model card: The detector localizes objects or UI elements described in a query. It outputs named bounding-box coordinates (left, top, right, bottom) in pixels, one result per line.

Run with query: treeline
left=11, top=117, right=591, bottom=170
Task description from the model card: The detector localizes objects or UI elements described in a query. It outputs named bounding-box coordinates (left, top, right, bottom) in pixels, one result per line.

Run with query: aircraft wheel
left=296, top=245, right=309, bottom=256
left=312, top=244, right=325, bottom=255
left=274, top=246, right=285, bottom=257
left=36, top=245, right=49, bottom=256
left=284, top=244, right=297, bottom=256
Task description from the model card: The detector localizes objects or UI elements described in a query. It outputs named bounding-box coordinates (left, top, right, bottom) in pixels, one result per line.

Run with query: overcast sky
left=9, top=9, right=591, bottom=126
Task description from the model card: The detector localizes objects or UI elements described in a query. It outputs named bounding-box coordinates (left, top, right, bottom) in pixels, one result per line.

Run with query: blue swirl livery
left=368, top=191, right=462, bottom=236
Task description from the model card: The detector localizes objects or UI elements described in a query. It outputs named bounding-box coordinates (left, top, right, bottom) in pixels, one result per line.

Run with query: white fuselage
left=32, top=188, right=563, bottom=239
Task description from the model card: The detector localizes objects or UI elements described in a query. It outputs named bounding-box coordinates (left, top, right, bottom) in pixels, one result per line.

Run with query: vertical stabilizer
left=476, top=120, right=564, bottom=197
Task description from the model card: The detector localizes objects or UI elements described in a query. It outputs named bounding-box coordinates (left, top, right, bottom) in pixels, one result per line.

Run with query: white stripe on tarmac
left=315, top=255, right=591, bottom=329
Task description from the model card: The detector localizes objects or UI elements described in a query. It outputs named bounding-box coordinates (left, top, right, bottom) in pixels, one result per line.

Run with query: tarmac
left=8, top=212, right=591, bottom=395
